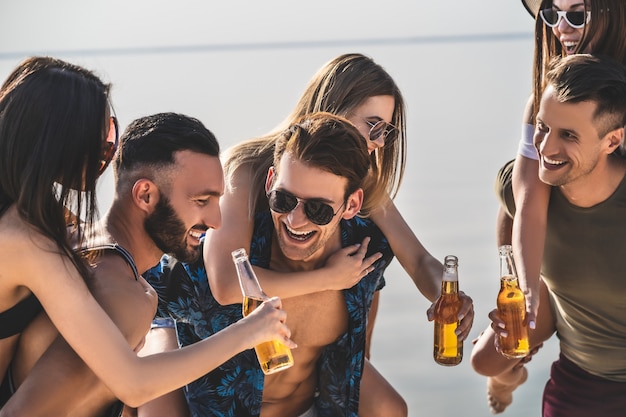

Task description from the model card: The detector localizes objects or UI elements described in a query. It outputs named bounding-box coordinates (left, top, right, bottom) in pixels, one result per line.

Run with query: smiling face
left=266, top=152, right=362, bottom=266
left=145, top=150, right=223, bottom=263
left=346, top=95, right=396, bottom=154
left=534, top=85, right=608, bottom=187
left=549, top=0, right=592, bottom=55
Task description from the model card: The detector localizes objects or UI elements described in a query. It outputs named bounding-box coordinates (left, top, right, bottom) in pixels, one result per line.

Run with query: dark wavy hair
left=0, top=56, right=111, bottom=277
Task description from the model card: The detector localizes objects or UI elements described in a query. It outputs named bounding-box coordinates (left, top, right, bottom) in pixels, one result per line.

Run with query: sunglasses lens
left=369, top=120, right=397, bottom=146
left=303, top=200, right=335, bottom=225
left=368, top=121, right=386, bottom=141
left=99, top=116, right=119, bottom=175
left=268, top=190, right=336, bottom=225
left=268, top=190, right=298, bottom=213
left=540, top=9, right=559, bottom=26
left=566, top=11, right=586, bottom=27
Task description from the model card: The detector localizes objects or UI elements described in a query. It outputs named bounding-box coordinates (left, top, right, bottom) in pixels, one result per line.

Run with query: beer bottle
left=232, top=248, right=294, bottom=375
left=497, top=245, right=530, bottom=359
left=433, top=255, right=463, bottom=366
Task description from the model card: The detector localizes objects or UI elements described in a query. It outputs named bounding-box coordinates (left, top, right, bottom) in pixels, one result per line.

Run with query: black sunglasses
left=267, top=189, right=345, bottom=226
left=99, top=116, right=119, bottom=176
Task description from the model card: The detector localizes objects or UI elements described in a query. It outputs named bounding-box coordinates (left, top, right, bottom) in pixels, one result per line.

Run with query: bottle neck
left=498, top=245, right=518, bottom=278
left=441, top=279, right=459, bottom=294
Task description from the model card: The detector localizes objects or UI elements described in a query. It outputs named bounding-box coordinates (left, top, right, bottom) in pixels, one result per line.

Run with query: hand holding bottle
left=432, top=255, right=463, bottom=366
left=233, top=248, right=295, bottom=374
left=238, top=296, right=297, bottom=351
left=496, top=245, right=530, bottom=359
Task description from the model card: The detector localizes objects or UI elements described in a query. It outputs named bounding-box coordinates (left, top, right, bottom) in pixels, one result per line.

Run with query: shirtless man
left=147, top=112, right=410, bottom=416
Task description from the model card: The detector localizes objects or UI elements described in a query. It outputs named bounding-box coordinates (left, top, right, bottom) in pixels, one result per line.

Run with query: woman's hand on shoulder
left=322, top=237, right=382, bottom=291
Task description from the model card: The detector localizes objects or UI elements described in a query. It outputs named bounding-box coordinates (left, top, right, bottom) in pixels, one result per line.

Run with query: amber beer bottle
left=232, top=248, right=294, bottom=375
left=433, top=255, right=463, bottom=366
left=497, top=245, right=530, bottom=359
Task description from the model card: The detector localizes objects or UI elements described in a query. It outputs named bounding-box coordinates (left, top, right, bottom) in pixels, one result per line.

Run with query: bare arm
left=511, top=98, right=551, bottom=328
left=370, top=197, right=441, bottom=301
left=4, top=257, right=155, bottom=415
left=511, top=154, right=550, bottom=328
left=370, top=198, right=474, bottom=339
left=470, top=278, right=555, bottom=376
left=204, top=164, right=380, bottom=305
left=137, top=326, right=190, bottom=417
left=3, top=232, right=293, bottom=409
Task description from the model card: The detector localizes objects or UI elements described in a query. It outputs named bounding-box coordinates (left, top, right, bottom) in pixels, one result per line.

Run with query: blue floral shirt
left=145, top=212, right=393, bottom=417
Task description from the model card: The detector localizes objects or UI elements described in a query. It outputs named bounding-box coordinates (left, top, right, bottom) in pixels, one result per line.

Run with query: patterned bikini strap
left=80, top=243, right=140, bottom=281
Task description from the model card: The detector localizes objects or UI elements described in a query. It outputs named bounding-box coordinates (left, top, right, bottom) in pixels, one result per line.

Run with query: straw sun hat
left=522, top=0, right=542, bottom=17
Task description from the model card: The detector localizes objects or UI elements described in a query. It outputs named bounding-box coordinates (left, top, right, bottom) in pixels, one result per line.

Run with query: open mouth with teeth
left=543, top=156, right=567, bottom=170
left=283, top=223, right=316, bottom=242
left=189, top=228, right=206, bottom=244
left=562, top=41, right=579, bottom=54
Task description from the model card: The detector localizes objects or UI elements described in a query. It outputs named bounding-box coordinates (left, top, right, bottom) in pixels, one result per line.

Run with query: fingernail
left=498, top=323, right=506, bottom=329
left=529, top=320, right=536, bottom=330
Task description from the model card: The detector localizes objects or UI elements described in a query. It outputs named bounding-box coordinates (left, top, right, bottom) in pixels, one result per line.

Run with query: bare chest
left=281, top=290, right=347, bottom=348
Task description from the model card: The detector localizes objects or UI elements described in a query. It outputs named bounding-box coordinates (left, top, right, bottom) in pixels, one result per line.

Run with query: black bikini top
left=0, top=243, right=138, bottom=339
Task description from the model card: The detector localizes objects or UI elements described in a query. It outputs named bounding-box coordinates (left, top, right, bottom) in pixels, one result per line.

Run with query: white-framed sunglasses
left=539, top=8, right=591, bottom=29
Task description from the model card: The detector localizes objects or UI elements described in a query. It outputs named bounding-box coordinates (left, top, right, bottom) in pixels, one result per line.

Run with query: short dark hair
left=114, top=112, right=219, bottom=187
left=545, top=54, right=626, bottom=136
left=273, top=112, right=370, bottom=199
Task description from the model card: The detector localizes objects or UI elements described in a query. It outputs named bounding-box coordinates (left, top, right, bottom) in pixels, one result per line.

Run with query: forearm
left=137, top=327, right=190, bottom=417
left=511, top=155, right=550, bottom=305
left=371, top=198, right=442, bottom=301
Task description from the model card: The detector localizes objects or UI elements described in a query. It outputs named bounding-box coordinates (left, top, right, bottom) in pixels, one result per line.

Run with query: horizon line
left=0, top=32, right=533, bottom=61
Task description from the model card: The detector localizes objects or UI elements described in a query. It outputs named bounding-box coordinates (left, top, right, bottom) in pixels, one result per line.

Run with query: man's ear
left=132, top=178, right=159, bottom=214
left=265, top=166, right=275, bottom=194
left=342, top=188, right=364, bottom=220
left=605, top=127, right=625, bottom=154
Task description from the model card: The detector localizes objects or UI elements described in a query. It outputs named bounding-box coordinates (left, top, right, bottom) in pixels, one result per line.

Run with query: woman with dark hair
left=0, top=56, right=293, bottom=410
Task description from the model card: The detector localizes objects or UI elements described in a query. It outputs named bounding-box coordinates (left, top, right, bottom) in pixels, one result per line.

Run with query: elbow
left=210, top=284, right=240, bottom=305
left=205, top=264, right=241, bottom=305
left=115, top=385, right=156, bottom=408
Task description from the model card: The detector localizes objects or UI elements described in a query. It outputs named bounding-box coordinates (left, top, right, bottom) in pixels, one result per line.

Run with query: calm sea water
left=1, top=1, right=560, bottom=416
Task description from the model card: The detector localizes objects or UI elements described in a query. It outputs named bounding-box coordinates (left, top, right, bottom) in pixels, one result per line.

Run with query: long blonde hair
left=224, top=53, right=406, bottom=218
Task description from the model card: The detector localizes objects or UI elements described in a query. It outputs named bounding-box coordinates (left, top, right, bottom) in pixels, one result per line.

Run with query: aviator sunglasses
left=99, top=116, right=119, bottom=176
left=267, top=189, right=345, bottom=226
left=357, top=116, right=398, bottom=146
left=539, top=8, right=591, bottom=29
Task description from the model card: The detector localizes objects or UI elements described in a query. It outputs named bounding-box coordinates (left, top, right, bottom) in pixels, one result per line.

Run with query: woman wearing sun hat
left=471, top=0, right=626, bottom=414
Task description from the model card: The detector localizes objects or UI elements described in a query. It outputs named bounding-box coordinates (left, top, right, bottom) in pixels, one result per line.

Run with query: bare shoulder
left=87, top=252, right=157, bottom=345
left=0, top=208, right=71, bottom=286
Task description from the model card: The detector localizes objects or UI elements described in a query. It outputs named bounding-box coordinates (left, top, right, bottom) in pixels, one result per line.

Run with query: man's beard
left=144, top=195, right=201, bottom=263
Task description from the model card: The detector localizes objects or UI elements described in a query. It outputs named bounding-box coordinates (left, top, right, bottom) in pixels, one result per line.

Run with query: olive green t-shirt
left=543, top=174, right=626, bottom=382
